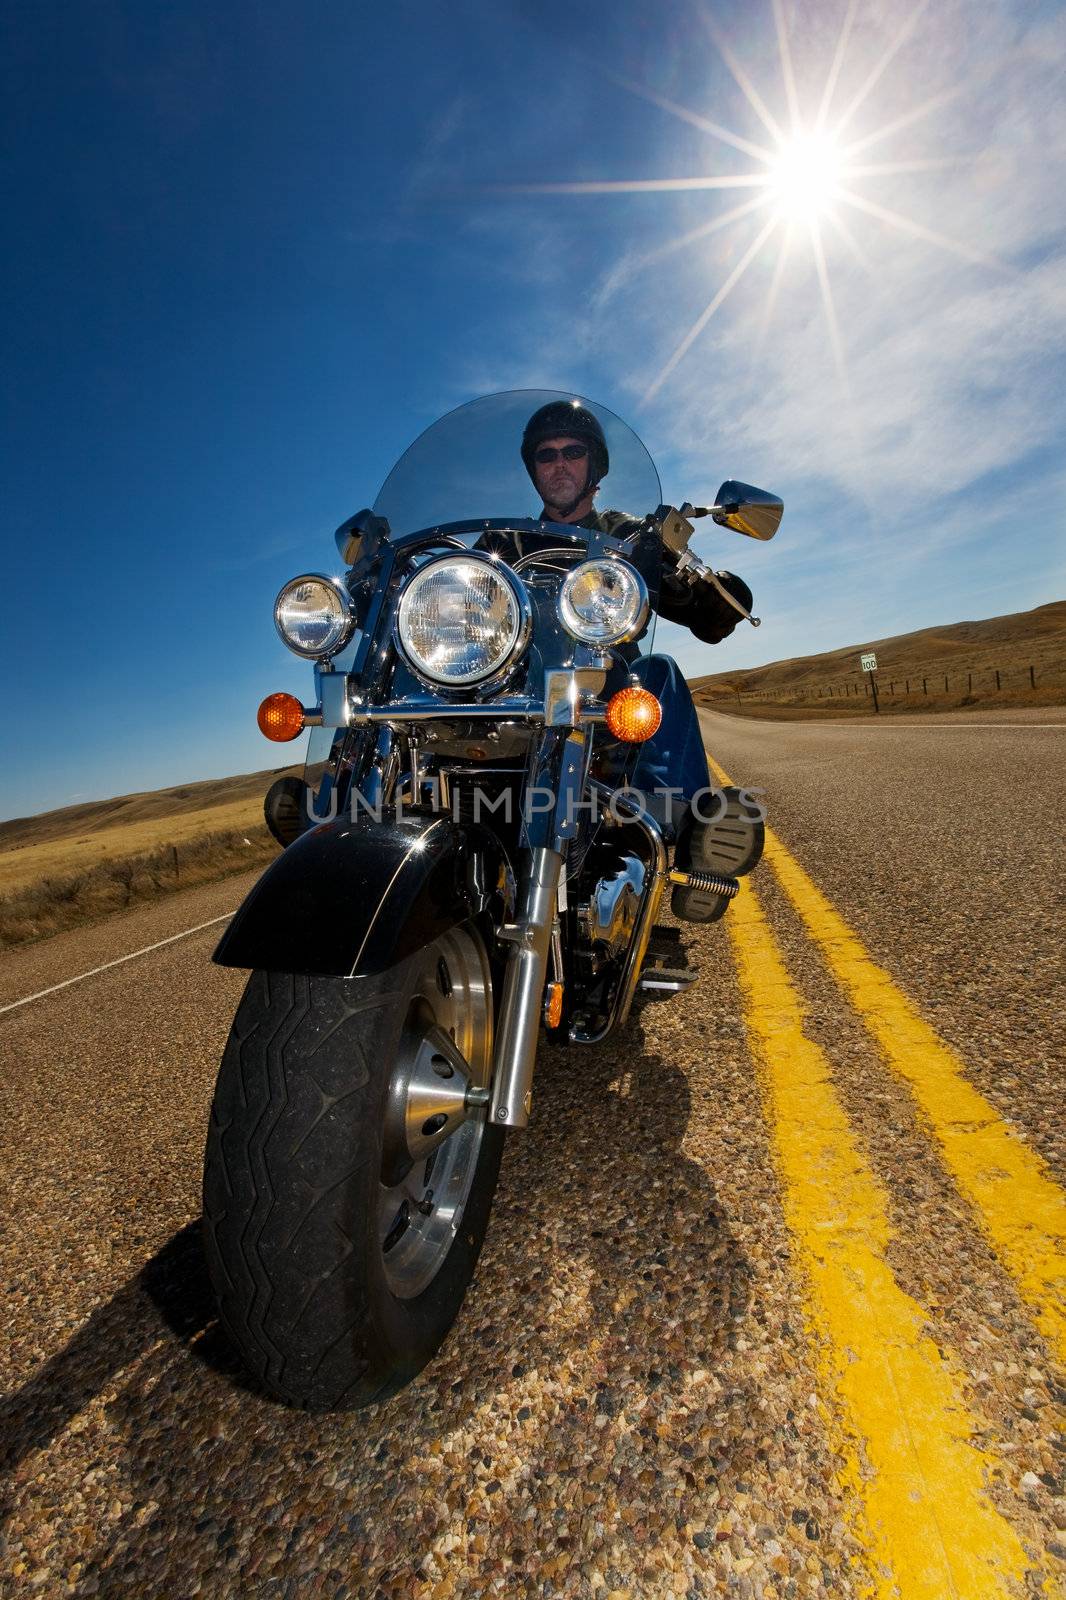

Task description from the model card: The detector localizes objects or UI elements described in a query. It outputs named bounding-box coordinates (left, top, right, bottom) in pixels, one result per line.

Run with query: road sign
left=860, top=652, right=878, bottom=673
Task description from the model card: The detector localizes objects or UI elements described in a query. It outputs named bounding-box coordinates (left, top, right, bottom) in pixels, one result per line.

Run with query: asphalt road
left=1, top=710, right=1063, bottom=1600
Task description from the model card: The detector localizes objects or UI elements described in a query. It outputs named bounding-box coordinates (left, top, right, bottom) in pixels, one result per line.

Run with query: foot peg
left=669, top=867, right=739, bottom=924
left=668, top=868, right=740, bottom=897
left=636, top=925, right=699, bottom=1003
left=637, top=964, right=698, bottom=1000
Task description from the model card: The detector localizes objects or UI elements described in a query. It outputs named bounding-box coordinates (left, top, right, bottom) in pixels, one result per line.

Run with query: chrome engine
left=577, top=854, right=647, bottom=962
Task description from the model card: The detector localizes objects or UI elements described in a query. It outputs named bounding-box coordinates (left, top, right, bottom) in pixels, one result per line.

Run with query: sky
left=2, top=0, right=1064, bottom=819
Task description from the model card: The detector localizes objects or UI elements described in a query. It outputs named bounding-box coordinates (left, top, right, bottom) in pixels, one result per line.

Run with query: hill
left=689, top=600, right=1066, bottom=717
left=0, top=765, right=300, bottom=851
left=0, top=763, right=300, bottom=950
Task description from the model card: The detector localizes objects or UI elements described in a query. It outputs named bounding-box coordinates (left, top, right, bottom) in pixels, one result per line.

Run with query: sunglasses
left=534, top=444, right=588, bottom=464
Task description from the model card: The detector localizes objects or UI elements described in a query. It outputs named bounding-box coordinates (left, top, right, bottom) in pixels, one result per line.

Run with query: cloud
left=598, top=0, right=1066, bottom=521
left=401, top=0, right=1065, bottom=665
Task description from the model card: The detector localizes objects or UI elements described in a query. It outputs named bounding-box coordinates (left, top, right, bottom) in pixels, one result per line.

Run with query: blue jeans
left=592, top=655, right=710, bottom=840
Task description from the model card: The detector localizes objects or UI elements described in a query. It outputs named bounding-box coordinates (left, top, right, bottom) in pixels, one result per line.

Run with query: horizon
left=4, top=1, right=1065, bottom=821
left=2, top=591, right=1059, bottom=824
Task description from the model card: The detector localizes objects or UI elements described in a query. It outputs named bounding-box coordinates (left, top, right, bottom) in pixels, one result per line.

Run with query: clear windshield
left=373, top=389, right=661, bottom=535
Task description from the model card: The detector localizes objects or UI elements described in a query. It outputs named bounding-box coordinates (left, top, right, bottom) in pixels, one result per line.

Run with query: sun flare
left=768, top=132, right=843, bottom=221
left=501, top=1, right=1007, bottom=403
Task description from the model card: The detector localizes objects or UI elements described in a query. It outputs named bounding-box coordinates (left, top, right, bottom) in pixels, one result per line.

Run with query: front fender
left=213, top=813, right=513, bottom=978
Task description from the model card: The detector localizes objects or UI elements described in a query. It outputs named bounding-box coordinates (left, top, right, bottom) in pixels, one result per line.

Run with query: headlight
left=558, top=559, right=649, bottom=646
left=396, top=555, right=531, bottom=688
left=274, top=575, right=356, bottom=659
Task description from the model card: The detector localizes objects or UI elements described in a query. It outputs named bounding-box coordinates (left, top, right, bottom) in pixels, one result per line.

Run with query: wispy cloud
left=455, top=0, right=1065, bottom=660
left=614, top=1, right=1066, bottom=513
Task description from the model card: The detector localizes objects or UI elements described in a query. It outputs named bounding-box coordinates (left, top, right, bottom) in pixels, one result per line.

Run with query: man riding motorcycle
left=264, top=396, right=764, bottom=921
left=209, top=386, right=782, bottom=1411
left=521, top=400, right=763, bottom=920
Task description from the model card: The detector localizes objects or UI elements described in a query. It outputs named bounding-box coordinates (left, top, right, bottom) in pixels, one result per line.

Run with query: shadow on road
left=2, top=1014, right=755, bottom=1597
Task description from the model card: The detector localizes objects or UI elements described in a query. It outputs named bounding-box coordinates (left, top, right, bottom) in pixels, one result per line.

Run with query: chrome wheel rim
left=378, top=926, right=493, bottom=1299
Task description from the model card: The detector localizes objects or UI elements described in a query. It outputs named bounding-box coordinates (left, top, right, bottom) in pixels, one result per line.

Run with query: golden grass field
left=690, top=599, right=1066, bottom=718
left=0, top=766, right=300, bottom=950
left=0, top=795, right=273, bottom=897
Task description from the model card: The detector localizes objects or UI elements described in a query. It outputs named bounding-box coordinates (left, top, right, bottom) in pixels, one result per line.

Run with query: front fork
left=488, top=727, right=588, bottom=1130
left=488, top=846, right=562, bottom=1129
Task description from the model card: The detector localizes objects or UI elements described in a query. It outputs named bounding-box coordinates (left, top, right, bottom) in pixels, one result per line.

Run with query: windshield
left=373, top=389, right=661, bottom=535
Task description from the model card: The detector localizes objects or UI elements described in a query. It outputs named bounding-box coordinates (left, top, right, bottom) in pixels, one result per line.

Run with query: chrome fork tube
left=488, top=846, right=563, bottom=1130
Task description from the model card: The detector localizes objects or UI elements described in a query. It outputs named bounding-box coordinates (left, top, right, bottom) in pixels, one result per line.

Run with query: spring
left=671, top=868, right=740, bottom=897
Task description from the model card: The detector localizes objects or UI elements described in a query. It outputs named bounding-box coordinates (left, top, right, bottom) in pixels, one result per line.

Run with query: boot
left=671, top=786, right=764, bottom=922
left=264, top=775, right=313, bottom=848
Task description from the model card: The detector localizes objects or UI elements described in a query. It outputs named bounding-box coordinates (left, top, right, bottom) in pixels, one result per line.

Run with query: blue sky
left=3, top=0, right=1064, bottom=819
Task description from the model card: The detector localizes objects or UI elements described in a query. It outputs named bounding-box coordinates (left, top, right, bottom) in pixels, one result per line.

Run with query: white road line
left=821, top=722, right=1066, bottom=730
left=0, top=912, right=235, bottom=1017
left=697, top=714, right=1065, bottom=730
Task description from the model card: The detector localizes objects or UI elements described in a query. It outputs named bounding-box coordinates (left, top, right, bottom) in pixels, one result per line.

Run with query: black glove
left=658, top=564, right=752, bottom=643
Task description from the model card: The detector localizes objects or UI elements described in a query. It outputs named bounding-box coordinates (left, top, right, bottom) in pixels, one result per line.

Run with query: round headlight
left=396, top=555, right=530, bottom=688
left=558, top=559, right=649, bottom=646
left=274, top=575, right=355, bottom=659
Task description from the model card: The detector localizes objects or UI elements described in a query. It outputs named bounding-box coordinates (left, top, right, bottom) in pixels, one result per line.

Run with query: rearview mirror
left=334, top=508, right=391, bottom=566
left=711, top=481, right=783, bottom=541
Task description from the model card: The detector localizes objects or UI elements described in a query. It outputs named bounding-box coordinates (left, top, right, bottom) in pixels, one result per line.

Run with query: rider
left=521, top=399, right=763, bottom=922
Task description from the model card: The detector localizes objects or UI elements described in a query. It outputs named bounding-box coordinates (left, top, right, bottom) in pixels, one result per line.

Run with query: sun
left=500, top=1, right=1006, bottom=402
left=767, top=132, right=843, bottom=221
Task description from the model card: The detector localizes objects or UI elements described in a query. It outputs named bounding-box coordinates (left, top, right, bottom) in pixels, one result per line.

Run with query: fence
left=727, top=663, right=1052, bottom=706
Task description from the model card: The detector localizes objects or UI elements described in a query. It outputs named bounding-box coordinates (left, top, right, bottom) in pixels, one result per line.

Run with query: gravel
left=2, top=710, right=1064, bottom=1596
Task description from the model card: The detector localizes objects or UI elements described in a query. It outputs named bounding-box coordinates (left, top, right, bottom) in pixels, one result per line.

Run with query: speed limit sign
left=860, top=652, right=877, bottom=673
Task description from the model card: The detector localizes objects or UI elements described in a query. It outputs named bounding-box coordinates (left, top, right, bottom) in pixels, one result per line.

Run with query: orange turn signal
left=257, top=692, right=305, bottom=742
left=544, top=981, right=564, bottom=1030
left=604, top=686, right=662, bottom=743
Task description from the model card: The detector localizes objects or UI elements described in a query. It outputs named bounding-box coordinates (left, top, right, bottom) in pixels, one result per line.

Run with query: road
left=1, top=710, right=1063, bottom=1599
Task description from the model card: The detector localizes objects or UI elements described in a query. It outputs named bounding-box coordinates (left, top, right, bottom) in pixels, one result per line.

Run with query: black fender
left=213, top=813, right=514, bottom=978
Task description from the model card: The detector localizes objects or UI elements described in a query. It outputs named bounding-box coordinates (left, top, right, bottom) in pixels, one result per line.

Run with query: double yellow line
left=708, top=757, right=1065, bottom=1599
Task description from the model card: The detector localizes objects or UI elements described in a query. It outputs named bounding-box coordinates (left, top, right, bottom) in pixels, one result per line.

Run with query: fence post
left=944, top=674, right=948, bottom=692
left=905, top=679, right=910, bottom=693
left=995, top=669, right=1001, bottom=690
left=923, top=678, right=928, bottom=694
left=890, top=681, right=895, bottom=694
left=1030, top=664, right=1035, bottom=689
left=968, top=672, right=972, bottom=693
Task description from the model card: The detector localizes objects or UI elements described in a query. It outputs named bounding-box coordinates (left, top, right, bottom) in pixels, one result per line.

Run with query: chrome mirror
left=334, top=508, right=391, bottom=566
left=711, top=481, right=783, bottom=541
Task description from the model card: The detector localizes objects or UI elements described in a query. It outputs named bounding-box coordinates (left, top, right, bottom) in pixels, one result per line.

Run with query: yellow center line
left=721, top=872, right=1031, bottom=1598
left=710, top=754, right=1066, bottom=1364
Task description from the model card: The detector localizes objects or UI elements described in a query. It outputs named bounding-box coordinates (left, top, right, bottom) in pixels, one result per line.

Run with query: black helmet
left=521, top=400, right=610, bottom=491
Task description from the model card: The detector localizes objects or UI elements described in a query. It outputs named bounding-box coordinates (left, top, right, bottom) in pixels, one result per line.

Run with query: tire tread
left=203, top=953, right=501, bottom=1410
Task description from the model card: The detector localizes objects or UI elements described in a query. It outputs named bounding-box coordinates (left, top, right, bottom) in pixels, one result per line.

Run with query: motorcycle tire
left=202, top=923, right=503, bottom=1410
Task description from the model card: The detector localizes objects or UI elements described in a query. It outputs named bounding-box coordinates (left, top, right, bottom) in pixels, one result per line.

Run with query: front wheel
left=202, top=924, right=502, bottom=1410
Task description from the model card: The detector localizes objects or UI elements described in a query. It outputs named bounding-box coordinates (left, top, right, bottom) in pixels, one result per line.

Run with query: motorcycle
left=202, top=390, right=781, bottom=1409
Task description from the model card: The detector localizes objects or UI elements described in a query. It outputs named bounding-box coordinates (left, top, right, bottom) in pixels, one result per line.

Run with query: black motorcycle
left=202, top=390, right=781, bottom=1409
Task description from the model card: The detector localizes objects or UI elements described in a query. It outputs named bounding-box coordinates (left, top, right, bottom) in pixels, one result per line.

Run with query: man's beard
left=543, top=474, right=587, bottom=518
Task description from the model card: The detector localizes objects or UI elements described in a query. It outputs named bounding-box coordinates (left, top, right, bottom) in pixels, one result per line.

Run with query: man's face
left=532, top=435, right=591, bottom=516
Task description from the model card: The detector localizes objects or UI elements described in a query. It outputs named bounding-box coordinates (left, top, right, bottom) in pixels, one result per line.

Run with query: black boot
left=671, top=786, right=764, bottom=922
left=263, top=775, right=313, bottom=848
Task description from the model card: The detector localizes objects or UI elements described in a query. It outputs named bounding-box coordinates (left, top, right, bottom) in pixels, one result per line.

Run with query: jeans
left=592, top=655, right=711, bottom=840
